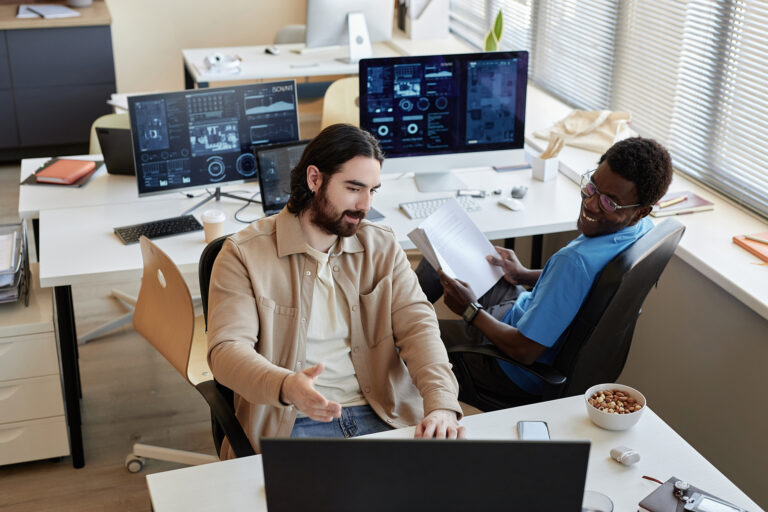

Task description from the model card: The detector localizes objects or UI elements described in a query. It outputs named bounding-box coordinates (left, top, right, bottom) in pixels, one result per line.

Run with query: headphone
left=204, top=53, right=241, bottom=73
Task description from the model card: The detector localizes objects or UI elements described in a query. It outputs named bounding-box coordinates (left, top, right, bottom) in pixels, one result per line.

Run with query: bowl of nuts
left=584, top=383, right=646, bottom=430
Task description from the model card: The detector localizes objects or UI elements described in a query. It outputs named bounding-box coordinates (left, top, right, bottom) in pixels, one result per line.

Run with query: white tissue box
left=531, top=156, right=558, bottom=182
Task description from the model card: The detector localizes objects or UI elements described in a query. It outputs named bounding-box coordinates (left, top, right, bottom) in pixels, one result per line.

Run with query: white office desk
left=145, top=396, right=761, bottom=512
left=181, top=33, right=474, bottom=89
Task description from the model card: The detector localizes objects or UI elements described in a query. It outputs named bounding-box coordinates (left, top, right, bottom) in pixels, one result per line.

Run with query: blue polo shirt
left=499, top=217, right=653, bottom=394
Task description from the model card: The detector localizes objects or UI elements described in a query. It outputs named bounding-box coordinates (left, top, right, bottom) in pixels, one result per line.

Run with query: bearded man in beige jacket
left=207, top=124, right=464, bottom=458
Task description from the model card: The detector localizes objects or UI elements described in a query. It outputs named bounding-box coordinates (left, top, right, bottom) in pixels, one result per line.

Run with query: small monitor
left=359, top=51, right=529, bottom=191
left=256, top=140, right=309, bottom=216
left=305, top=0, right=393, bottom=61
left=128, top=81, right=300, bottom=200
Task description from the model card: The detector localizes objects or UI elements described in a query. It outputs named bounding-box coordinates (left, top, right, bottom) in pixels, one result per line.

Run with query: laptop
left=260, top=438, right=590, bottom=512
left=95, top=127, right=135, bottom=175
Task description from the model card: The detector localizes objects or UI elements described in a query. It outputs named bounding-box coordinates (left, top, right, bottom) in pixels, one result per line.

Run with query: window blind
left=448, top=0, right=768, bottom=218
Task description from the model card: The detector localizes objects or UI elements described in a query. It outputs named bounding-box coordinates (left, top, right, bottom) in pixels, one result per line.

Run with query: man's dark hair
left=286, top=124, right=384, bottom=214
left=598, top=137, right=673, bottom=206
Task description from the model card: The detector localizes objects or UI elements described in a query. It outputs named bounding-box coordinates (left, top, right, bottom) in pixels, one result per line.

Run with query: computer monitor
left=305, top=0, right=393, bottom=62
left=359, top=51, right=529, bottom=192
left=127, top=81, right=300, bottom=213
left=256, top=140, right=309, bottom=216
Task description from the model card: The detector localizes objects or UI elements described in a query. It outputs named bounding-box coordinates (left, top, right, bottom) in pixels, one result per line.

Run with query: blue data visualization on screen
left=128, top=81, right=299, bottom=197
left=359, top=52, right=528, bottom=158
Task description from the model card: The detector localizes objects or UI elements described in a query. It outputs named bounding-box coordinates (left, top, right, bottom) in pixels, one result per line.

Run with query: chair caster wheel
left=125, top=454, right=145, bottom=473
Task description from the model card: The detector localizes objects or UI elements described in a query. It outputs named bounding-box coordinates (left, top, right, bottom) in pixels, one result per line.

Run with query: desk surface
left=181, top=32, right=473, bottom=86
left=145, top=396, right=761, bottom=512
left=0, top=1, right=111, bottom=31
left=37, top=166, right=580, bottom=288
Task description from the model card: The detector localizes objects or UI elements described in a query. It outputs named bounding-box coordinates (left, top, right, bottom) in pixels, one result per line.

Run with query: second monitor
left=359, top=51, right=529, bottom=191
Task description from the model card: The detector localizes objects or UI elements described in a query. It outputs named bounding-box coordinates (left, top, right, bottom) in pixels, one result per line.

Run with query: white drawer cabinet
left=0, top=263, right=69, bottom=465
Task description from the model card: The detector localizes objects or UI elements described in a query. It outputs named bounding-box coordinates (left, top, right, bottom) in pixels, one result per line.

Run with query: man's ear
left=632, top=205, right=653, bottom=223
left=306, top=165, right=323, bottom=192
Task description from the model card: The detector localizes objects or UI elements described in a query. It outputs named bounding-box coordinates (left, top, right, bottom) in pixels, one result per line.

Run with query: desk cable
left=233, top=190, right=263, bottom=224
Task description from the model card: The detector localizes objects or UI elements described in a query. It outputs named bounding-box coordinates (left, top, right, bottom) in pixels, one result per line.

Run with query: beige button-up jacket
left=207, top=209, right=461, bottom=458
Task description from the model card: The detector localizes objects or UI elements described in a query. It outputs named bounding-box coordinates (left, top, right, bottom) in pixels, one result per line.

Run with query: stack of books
left=650, top=190, right=714, bottom=217
left=0, top=222, right=30, bottom=306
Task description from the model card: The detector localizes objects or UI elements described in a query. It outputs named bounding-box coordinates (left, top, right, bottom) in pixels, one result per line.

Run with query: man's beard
left=309, top=186, right=366, bottom=237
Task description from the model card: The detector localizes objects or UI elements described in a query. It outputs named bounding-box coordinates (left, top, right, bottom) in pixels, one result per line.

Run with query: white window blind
left=448, top=1, right=768, bottom=218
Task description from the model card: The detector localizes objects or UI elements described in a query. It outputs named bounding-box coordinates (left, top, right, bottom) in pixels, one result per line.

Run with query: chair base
left=125, top=443, right=218, bottom=473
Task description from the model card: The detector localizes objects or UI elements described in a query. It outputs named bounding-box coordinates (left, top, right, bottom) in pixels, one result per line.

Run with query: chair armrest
left=195, top=380, right=256, bottom=458
left=447, top=344, right=566, bottom=386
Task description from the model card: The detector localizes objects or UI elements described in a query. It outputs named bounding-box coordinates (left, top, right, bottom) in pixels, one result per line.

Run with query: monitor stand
left=181, top=187, right=254, bottom=216
left=336, top=12, right=373, bottom=64
left=414, top=171, right=467, bottom=193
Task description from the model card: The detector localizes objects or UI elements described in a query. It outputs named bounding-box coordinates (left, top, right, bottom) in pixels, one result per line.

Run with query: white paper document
left=17, top=4, right=80, bottom=19
left=408, top=198, right=504, bottom=297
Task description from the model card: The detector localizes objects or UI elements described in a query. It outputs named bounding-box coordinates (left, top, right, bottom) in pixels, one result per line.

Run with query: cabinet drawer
left=7, top=26, right=115, bottom=88
left=0, top=332, right=58, bottom=380
left=0, top=375, right=64, bottom=424
left=0, top=32, right=10, bottom=90
left=0, top=416, right=69, bottom=466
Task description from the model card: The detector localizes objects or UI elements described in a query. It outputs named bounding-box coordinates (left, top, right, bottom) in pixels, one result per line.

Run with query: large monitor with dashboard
left=305, top=0, right=393, bottom=62
left=359, top=51, right=529, bottom=191
left=127, top=81, right=300, bottom=211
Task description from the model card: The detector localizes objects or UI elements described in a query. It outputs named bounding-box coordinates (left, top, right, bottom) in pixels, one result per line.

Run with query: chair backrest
left=274, top=24, right=306, bottom=44
left=551, top=218, right=685, bottom=397
left=199, top=235, right=229, bottom=330
left=89, top=113, right=130, bottom=154
left=133, top=236, right=199, bottom=383
left=320, top=76, right=360, bottom=130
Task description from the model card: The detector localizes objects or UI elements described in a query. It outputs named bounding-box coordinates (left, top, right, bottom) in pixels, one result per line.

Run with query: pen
left=658, top=195, right=687, bottom=209
left=744, top=234, right=768, bottom=245
left=26, top=6, right=45, bottom=17
left=290, top=63, right=320, bottom=68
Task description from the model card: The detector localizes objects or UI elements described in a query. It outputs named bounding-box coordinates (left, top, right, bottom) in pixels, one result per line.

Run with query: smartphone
left=517, top=420, right=550, bottom=440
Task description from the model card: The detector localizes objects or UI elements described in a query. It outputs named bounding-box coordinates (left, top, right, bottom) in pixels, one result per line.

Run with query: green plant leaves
left=483, top=8, right=504, bottom=52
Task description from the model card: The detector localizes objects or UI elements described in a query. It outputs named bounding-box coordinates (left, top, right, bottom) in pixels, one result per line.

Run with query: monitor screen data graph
left=359, top=51, right=529, bottom=191
left=128, top=81, right=300, bottom=210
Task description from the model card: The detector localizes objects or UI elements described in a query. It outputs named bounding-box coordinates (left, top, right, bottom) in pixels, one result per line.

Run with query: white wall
left=104, top=0, right=306, bottom=93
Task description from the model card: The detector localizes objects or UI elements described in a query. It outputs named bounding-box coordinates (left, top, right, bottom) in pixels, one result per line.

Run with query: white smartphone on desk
left=517, top=421, right=550, bottom=440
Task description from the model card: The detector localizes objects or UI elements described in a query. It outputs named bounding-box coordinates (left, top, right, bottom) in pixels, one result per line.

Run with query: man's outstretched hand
left=280, top=363, right=342, bottom=422
left=414, top=409, right=466, bottom=439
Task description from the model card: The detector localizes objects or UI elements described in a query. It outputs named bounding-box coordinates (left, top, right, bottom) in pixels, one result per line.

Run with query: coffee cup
left=202, top=209, right=226, bottom=243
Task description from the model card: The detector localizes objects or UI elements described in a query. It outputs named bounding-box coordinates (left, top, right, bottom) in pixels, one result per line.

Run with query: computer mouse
left=265, top=45, right=280, bottom=56
left=498, top=198, right=525, bottom=211
left=510, top=185, right=528, bottom=199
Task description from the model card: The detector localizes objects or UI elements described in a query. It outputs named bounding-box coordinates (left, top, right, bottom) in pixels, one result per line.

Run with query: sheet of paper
left=0, top=233, right=16, bottom=273
left=417, top=198, right=504, bottom=296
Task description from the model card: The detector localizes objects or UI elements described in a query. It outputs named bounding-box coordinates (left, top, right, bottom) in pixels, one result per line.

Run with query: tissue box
left=531, top=156, right=558, bottom=181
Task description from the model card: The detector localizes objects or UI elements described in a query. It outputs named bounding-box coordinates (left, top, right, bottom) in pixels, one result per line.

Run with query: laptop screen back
left=96, top=127, right=136, bottom=175
left=255, top=140, right=308, bottom=215
left=260, top=438, right=590, bottom=512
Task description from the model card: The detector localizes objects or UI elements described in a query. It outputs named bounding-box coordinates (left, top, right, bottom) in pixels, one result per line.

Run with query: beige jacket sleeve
left=388, top=239, right=462, bottom=419
left=206, top=239, right=292, bottom=408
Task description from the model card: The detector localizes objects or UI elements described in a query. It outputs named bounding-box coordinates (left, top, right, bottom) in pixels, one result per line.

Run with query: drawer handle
left=0, top=427, right=24, bottom=443
left=0, top=385, right=20, bottom=401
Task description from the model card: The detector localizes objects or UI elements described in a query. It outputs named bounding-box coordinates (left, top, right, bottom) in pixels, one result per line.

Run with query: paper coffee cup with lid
left=202, top=209, right=226, bottom=243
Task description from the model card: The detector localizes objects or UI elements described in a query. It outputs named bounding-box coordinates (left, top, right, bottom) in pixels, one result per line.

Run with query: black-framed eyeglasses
left=580, top=171, right=640, bottom=213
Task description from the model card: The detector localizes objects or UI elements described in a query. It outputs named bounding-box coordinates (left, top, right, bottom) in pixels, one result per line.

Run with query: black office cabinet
left=0, top=24, right=115, bottom=160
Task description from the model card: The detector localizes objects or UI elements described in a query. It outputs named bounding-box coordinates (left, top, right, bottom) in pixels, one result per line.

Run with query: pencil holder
left=531, top=156, right=558, bottom=182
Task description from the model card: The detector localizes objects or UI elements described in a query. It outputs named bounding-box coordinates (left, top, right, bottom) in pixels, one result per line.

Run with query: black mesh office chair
left=448, top=218, right=685, bottom=412
left=198, top=235, right=255, bottom=457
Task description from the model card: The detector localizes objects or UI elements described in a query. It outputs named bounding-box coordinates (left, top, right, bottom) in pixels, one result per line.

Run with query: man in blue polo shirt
left=417, top=137, right=673, bottom=403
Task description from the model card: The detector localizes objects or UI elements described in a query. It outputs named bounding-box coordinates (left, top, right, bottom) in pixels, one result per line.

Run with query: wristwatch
left=462, top=302, right=483, bottom=324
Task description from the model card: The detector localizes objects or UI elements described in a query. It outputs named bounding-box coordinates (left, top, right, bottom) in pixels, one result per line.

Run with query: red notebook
left=733, top=231, right=768, bottom=263
left=35, top=159, right=96, bottom=185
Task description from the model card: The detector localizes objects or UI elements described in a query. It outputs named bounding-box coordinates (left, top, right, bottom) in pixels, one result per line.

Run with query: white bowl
left=584, top=383, right=646, bottom=431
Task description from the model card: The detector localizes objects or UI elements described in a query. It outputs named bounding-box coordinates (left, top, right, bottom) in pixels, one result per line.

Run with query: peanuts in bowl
left=587, top=389, right=642, bottom=414
left=584, top=383, right=646, bottom=430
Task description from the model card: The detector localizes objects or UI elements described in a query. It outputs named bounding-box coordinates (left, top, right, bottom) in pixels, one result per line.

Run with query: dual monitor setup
left=111, top=49, right=529, bottom=244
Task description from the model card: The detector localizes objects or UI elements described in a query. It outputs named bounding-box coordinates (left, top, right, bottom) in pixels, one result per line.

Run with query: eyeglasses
left=580, top=171, right=641, bottom=212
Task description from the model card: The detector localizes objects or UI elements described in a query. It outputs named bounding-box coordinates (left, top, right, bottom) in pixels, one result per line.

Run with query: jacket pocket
left=359, top=277, right=393, bottom=348
left=257, top=296, right=297, bottom=363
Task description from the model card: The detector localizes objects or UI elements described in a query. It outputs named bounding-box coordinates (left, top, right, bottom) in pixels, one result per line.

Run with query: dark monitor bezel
left=255, top=139, right=310, bottom=214
left=359, top=50, right=529, bottom=160
left=127, top=81, right=300, bottom=198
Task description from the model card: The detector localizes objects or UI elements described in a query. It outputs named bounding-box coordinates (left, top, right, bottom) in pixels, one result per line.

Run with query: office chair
left=274, top=24, right=306, bottom=44
left=125, top=236, right=254, bottom=473
left=448, top=218, right=685, bottom=412
left=320, top=76, right=360, bottom=129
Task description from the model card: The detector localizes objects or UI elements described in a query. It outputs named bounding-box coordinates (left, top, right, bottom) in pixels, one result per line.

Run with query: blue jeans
left=290, top=405, right=393, bottom=438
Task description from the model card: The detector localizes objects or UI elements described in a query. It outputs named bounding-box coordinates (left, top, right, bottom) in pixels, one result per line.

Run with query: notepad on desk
left=17, top=4, right=80, bottom=19
left=35, top=159, right=97, bottom=185
left=733, top=231, right=768, bottom=263
left=650, top=190, right=714, bottom=217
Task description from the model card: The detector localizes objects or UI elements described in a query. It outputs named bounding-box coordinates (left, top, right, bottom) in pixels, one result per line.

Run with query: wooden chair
left=320, top=76, right=360, bottom=129
left=125, top=236, right=253, bottom=472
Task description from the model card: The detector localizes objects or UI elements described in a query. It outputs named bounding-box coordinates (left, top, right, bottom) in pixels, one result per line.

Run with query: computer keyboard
left=113, top=215, right=203, bottom=245
left=399, top=196, right=482, bottom=220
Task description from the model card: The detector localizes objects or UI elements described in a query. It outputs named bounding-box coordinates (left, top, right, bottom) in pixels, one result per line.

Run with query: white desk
left=181, top=33, right=474, bottom=89
left=145, top=396, right=761, bottom=512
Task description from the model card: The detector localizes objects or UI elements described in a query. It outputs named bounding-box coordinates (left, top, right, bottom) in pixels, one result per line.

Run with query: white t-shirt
left=299, top=242, right=366, bottom=414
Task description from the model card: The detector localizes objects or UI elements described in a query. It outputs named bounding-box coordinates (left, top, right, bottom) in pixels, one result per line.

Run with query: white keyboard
left=399, top=196, right=482, bottom=220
